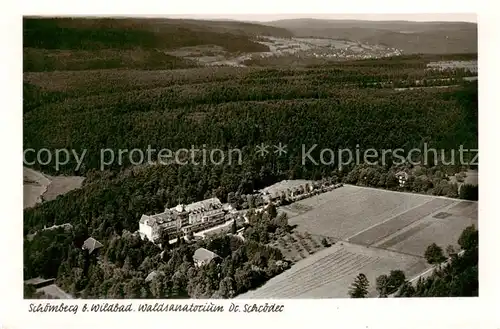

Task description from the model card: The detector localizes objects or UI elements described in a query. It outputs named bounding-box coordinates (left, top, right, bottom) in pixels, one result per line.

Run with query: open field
left=238, top=186, right=478, bottom=298
left=160, top=36, right=402, bottom=68
left=287, top=185, right=433, bottom=239
left=237, top=242, right=428, bottom=299
left=374, top=201, right=478, bottom=256
left=348, top=197, right=455, bottom=246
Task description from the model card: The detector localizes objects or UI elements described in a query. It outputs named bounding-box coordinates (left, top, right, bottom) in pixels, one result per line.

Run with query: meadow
left=239, top=186, right=477, bottom=298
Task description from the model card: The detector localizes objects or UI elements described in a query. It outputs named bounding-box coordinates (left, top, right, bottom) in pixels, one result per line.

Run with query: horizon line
left=23, top=14, right=477, bottom=24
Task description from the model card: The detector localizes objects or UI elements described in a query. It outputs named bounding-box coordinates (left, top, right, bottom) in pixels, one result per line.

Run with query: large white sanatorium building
left=138, top=197, right=228, bottom=242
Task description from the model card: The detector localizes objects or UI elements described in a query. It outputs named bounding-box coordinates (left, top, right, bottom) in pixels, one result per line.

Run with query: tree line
left=348, top=225, right=478, bottom=298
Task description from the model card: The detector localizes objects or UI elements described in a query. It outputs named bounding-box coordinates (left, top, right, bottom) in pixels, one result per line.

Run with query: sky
left=164, top=13, right=477, bottom=23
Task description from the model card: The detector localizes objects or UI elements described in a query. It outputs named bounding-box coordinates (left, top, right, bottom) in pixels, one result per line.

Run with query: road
left=37, top=284, right=73, bottom=299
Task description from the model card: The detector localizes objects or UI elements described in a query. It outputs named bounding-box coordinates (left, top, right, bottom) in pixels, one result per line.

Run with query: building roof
left=82, top=237, right=103, bottom=254
left=42, top=223, right=73, bottom=232
left=139, top=214, right=151, bottom=224
left=145, top=270, right=165, bottom=282
left=142, top=197, right=223, bottom=228
left=141, top=211, right=177, bottom=227
left=396, top=171, right=409, bottom=179
left=222, top=203, right=233, bottom=211
left=152, top=211, right=175, bottom=223
left=193, top=248, right=220, bottom=263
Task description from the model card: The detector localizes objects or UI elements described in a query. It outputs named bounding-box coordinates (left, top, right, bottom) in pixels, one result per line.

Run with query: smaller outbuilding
left=82, top=237, right=103, bottom=255
left=193, top=248, right=221, bottom=267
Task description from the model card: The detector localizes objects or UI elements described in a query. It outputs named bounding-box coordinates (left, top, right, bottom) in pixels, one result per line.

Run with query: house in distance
left=396, top=171, right=409, bottom=187
left=82, top=237, right=103, bottom=255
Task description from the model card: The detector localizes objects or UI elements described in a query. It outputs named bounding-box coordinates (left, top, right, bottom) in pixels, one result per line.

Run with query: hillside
left=265, top=19, right=477, bottom=54
left=23, top=18, right=478, bottom=71
left=146, top=18, right=293, bottom=37
left=23, top=17, right=291, bottom=71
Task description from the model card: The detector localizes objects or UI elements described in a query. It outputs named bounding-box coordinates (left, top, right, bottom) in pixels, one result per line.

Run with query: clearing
left=238, top=185, right=477, bottom=298
left=23, top=167, right=85, bottom=208
left=42, top=175, right=85, bottom=202
left=286, top=185, right=433, bottom=239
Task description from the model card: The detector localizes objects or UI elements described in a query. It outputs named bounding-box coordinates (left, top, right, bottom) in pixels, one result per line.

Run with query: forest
left=23, top=54, right=478, bottom=298
left=24, top=56, right=477, bottom=174
left=23, top=17, right=284, bottom=71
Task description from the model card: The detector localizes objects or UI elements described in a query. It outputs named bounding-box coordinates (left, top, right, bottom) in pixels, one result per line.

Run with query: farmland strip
left=268, top=255, right=379, bottom=298
left=277, top=255, right=375, bottom=298
left=348, top=198, right=454, bottom=246
left=254, top=249, right=355, bottom=292
left=292, top=257, right=382, bottom=298
left=375, top=221, right=434, bottom=250
left=256, top=251, right=363, bottom=297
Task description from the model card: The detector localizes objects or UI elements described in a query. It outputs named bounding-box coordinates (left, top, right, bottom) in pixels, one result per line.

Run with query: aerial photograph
left=23, top=14, right=478, bottom=299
